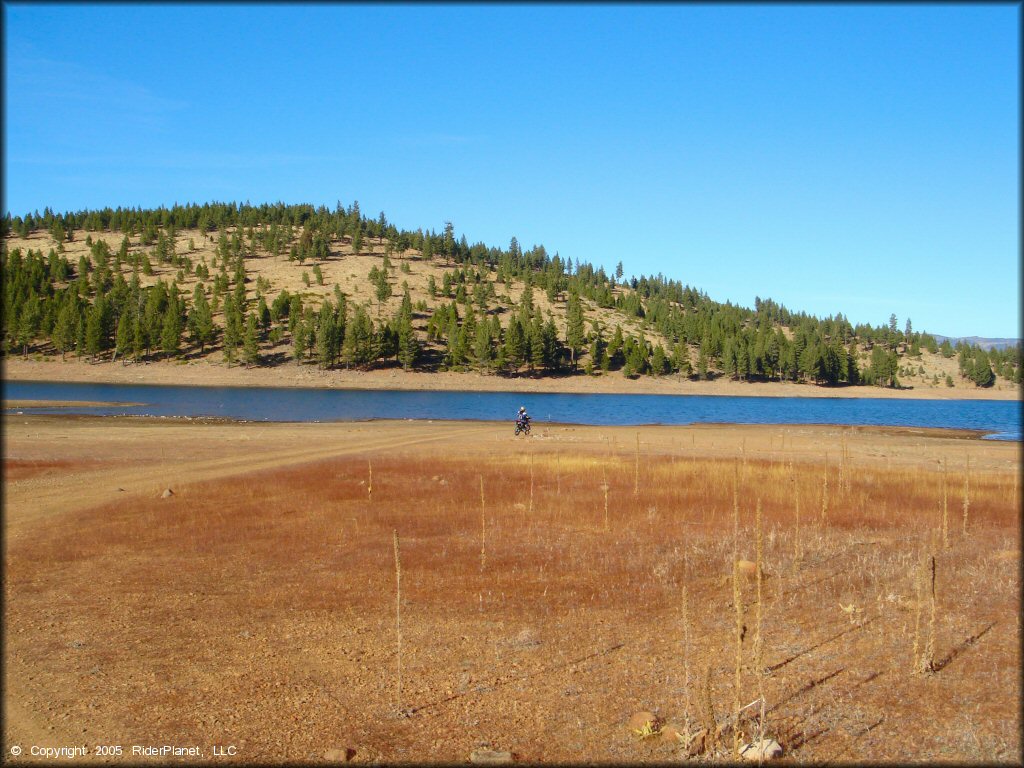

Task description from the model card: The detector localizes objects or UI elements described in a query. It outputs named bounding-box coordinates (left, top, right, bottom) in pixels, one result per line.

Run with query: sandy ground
left=3, top=357, right=1020, bottom=400
left=3, top=416, right=1020, bottom=763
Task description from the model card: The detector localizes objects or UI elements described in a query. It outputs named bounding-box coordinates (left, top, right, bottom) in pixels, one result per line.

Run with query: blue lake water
left=3, top=379, right=1021, bottom=441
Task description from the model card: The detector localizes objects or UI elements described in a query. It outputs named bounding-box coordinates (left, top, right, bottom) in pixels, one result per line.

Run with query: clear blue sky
left=4, top=3, right=1019, bottom=338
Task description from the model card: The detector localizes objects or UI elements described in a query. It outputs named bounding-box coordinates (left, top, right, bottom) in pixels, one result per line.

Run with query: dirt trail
left=3, top=418, right=494, bottom=542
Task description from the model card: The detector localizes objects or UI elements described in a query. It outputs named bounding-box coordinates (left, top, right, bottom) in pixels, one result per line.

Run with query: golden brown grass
left=393, top=529, right=403, bottom=712
left=4, top=437, right=1020, bottom=763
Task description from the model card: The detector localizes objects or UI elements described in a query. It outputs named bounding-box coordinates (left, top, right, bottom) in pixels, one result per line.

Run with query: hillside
left=2, top=202, right=1021, bottom=398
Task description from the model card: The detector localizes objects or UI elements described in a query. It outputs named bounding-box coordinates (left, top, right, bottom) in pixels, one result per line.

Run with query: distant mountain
left=931, top=335, right=1021, bottom=351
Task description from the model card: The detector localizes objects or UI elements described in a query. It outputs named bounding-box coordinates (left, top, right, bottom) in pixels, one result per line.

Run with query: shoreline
left=2, top=412, right=1008, bottom=442
left=3, top=399, right=145, bottom=409
left=3, top=357, right=1021, bottom=400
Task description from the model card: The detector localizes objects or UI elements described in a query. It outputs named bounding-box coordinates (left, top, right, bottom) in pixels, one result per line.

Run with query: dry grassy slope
left=5, top=228, right=652, bottom=359
left=4, top=227, right=1018, bottom=395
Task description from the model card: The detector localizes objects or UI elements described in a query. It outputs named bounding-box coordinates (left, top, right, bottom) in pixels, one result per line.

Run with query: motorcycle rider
left=516, top=406, right=531, bottom=429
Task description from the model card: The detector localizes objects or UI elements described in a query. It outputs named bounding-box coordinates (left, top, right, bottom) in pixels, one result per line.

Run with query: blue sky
left=4, top=3, right=1019, bottom=338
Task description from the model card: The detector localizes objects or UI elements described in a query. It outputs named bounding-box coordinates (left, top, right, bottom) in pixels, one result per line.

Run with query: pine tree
left=396, top=289, right=418, bottom=370
left=608, top=325, right=625, bottom=370
left=316, top=299, right=339, bottom=369
left=160, top=300, right=182, bottom=359
left=344, top=304, right=375, bottom=367
left=696, top=345, right=709, bottom=380
left=17, top=295, right=42, bottom=357
left=188, top=287, right=215, bottom=354
left=292, top=312, right=306, bottom=364
left=527, top=313, right=544, bottom=372
left=799, top=341, right=822, bottom=383
left=520, top=277, right=534, bottom=315
left=51, top=298, right=77, bottom=361
left=114, top=310, right=132, bottom=362
left=222, top=295, right=240, bottom=364
left=84, top=299, right=105, bottom=359
left=651, top=344, right=668, bottom=375
left=132, top=316, right=145, bottom=361
left=243, top=312, right=260, bottom=367
left=542, top=314, right=560, bottom=371
left=846, top=343, right=860, bottom=384
left=566, top=292, right=585, bottom=371
left=722, top=338, right=738, bottom=379
left=474, top=322, right=493, bottom=371
left=503, top=316, right=526, bottom=373
left=674, top=342, right=691, bottom=376
left=967, top=348, right=995, bottom=387
left=257, top=294, right=271, bottom=332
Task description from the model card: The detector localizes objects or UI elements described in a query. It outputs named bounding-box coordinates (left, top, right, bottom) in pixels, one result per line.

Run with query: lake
left=3, top=379, right=1021, bottom=441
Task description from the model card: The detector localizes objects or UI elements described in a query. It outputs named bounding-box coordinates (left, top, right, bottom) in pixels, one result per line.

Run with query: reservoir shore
left=3, top=357, right=1019, bottom=400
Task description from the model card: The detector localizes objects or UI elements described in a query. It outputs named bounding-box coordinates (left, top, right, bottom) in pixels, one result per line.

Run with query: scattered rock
left=161, top=488, right=174, bottom=498
left=469, top=748, right=513, bottom=764
left=323, top=747, right=356, bottom=762
left=739, top=738, right=782, bottom=761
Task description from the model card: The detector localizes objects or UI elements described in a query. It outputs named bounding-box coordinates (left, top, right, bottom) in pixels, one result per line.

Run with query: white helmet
left=519, top=406, right=526, bottom=413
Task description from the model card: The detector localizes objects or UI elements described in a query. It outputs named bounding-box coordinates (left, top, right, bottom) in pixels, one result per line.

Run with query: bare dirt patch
left=3, top=418, right=1020, bottom=763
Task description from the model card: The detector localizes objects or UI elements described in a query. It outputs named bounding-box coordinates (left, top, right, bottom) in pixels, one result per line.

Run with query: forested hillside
left=2, top=201, right=1020, bottom=391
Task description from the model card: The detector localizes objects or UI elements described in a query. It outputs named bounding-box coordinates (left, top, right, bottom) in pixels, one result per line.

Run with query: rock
left=469, top=748, right=513, bottom=764
left=714, top=723, right=729, bottom=744
left=659, top=722, right=685, bottom=743
left=323, top=747, right=355, bottom=762
left=627, top=711, right=660, bottom=733
left=161, top=488, right=174, bottom=498
left=737, top=560, right=757, bottom=575
left=739, top=738, right=782, bottom=761
left=686, top=727, right=709, bottom=756
left=510, top=628, right=541, bottom=648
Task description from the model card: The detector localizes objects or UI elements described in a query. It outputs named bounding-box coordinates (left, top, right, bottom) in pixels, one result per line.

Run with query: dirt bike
left=514, top=419, right=531, bottom=436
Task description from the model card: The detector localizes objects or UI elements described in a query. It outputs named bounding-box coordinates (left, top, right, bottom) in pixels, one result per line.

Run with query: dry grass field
left=3, top=417, right=1021, bottom=763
